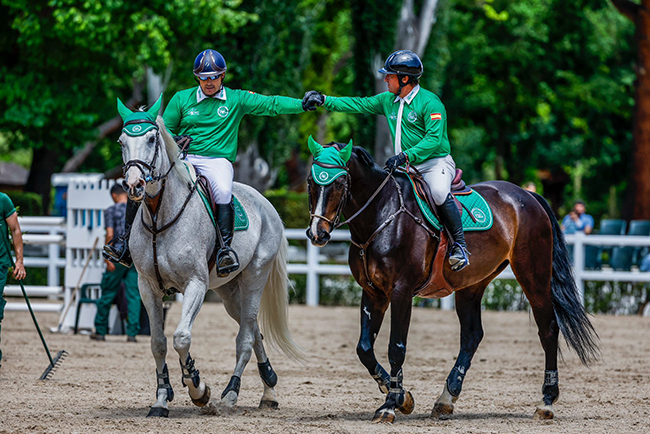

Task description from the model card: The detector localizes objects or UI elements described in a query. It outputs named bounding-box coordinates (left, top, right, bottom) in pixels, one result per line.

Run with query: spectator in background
left=561, top=200, right=594, bottom=234
left=90, top=185, right=141, bottom=342
left=0, top=192, right=26, bottom=368
left=522, top=182, right=537, bottom=193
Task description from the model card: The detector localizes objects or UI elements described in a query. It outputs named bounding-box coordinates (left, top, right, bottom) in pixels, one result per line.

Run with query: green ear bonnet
left=308, top=136, right=353, bottom=185
left=117, top=94, right=163, bottom=136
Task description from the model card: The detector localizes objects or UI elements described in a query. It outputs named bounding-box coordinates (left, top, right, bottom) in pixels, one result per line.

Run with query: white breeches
left=185, top=155, right=234, bottom=204
left=415, top=154, right=455, bottom=206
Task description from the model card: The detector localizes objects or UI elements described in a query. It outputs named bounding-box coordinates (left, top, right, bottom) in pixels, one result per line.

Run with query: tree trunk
left=25, top=147, right=60, bottom=215
left=374, top=0, right=440, bottom=163
left=612, top=0, right=650, bottom=219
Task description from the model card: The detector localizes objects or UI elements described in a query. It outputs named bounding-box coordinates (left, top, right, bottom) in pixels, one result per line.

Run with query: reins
left=310, top=162, right=438, bottom=291
left=123, top=119, right=196, bottom=294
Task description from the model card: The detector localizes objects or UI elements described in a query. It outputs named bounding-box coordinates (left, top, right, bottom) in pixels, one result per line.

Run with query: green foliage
left=584, top=281, right=649, bottom=315
left=443, top=0, right=635, bottom=213
left=7, top=192, right=42, bottom=216
left=0, top=0, right=256, bottom=176
left=264, top=189, right=310, bottom=229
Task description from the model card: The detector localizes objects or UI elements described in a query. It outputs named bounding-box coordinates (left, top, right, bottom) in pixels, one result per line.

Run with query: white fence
left=7, top=215, right=650, bottom=312
left=4, top=217, right=65, bottom=312
left=285, top=229, right=650, bottom=310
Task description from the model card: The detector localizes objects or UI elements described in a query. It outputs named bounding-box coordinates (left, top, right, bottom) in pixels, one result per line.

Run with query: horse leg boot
left=102, top=198, right=140, bottom=267
left=357, top=292, right=391, bottom=395
left=373, top=296, right=415, bottom=424
left=215, top=201, right=240, bottom=277
left=173, top=284, right=211, bottom=409
left=437, top=194, right=470, bottom=271
left=254, top=327, right=280, bottom=409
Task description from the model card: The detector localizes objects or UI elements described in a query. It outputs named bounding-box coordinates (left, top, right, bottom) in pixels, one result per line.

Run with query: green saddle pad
left=184, top=163, right=249, bottom=231
left=407, top=177, right=493, bottom=232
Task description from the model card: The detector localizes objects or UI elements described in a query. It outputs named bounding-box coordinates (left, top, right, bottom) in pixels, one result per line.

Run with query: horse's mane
left=156, top=116, right=193, bottom=185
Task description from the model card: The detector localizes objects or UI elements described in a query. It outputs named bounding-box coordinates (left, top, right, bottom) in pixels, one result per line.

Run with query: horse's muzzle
left=124, top=178, right=145, bottom=202
left=306, top=227, right=330, bottom=247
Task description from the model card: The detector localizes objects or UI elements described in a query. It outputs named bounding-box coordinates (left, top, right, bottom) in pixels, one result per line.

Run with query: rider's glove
left=385, top=152, right=408, bottom=171
left=302, top=91, right=325, bottom=111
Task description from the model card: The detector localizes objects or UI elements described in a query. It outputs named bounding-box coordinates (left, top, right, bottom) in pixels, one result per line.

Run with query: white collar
left=394, top=85, right=420, bottom=105
left=196, top=86, right=227, bottom=103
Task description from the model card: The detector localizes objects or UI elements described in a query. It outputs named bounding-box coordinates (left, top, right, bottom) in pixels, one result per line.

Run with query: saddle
left=400, top=167, right=471, bottom=299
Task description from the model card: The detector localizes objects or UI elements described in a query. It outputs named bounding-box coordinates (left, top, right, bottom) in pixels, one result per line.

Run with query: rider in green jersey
left=302, top=50, right=469, bottom=271
left=104, top=49, right=309, bottom=276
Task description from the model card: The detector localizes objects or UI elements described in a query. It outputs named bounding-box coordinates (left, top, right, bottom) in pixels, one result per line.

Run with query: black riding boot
left=102, top=199, right=140, bottom=268
left=215, top=201, right=240, bottom=277
left=437, top=194, right=470, bottom=271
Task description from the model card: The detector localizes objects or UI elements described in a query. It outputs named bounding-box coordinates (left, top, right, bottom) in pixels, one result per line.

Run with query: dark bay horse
left=305, top=140, right=599, bottom=423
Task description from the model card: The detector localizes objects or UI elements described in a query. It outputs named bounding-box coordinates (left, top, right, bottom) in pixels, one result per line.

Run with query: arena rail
left=285, top=229, right=650, bottom=309
left=5, top=219, right=650, bottom=312
left=4, top=217, right=66, bottom=312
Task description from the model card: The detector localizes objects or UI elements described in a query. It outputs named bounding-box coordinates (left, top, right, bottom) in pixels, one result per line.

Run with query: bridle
left=122, top=119, right=175, bottom=185
left=309, top=161, right=437, bottom=290
left=308, top=161, right=351, bottom=229
left=121, top=118, right=200, bottom=295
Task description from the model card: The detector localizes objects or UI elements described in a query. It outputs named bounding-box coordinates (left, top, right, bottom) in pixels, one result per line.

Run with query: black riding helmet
left=379, top=50, right=423, bottom=95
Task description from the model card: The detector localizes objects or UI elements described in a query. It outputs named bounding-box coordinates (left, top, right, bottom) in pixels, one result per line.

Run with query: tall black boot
left=215, top=201, right=240, bottom=277
left=437, top=194, right=470, bottom=271
left=102, top=199, right=140, bottom=267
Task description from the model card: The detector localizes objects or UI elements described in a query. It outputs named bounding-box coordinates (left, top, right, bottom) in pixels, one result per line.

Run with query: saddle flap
left=407, top=169, right=463, bottom=218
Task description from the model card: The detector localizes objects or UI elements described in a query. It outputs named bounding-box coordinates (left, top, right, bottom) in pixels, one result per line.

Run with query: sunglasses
left=198, top=74, right=223, bottom=81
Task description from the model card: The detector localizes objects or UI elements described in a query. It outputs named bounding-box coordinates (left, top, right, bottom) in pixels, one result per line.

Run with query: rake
left=2, top=232, right=67, bottom=380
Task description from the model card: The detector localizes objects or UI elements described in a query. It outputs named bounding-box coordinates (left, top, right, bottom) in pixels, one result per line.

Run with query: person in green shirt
left=0, top=192, right=27, bottom=367
left=104, top=49, right=309, bottom=276
left=302, top=50, right=469, bottom=271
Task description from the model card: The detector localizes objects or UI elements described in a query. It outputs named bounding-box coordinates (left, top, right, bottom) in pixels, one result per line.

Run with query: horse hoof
left=397, top=391, right=415, bottom=415
left=221, top=390, right=238, bottom=408
left=431, top=402, right=454, bottom=420
left=191, top=385, right=211, bottom=407
left=146, top=407, right=169, bottom=418
left=372, top=408, right=395, bottom=424
left=533, top=405, right=555, bottom=420
left=259, top=399, right=279, bottom=410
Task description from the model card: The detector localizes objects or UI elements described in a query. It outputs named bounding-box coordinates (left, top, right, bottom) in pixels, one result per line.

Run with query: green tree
left=0, top=0, right=254, bottom=214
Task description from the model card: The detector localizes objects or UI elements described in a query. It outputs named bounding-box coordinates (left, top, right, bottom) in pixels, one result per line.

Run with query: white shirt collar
left=196, top=86, right=227, bottom=103
left=394, top=85, right=420, bottom=105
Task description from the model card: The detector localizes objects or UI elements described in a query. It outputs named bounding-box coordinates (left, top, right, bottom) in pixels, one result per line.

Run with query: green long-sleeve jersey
left=163, top=86, right=305, bottom=162
left=323, top=86, right=451, bottom=164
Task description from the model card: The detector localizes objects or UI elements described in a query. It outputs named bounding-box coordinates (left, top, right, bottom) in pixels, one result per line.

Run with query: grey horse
left=117, top=100, right=303, bottom=417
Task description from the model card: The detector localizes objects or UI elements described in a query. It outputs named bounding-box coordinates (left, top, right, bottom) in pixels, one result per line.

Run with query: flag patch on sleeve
left=430, top=113, right=442, bottom=120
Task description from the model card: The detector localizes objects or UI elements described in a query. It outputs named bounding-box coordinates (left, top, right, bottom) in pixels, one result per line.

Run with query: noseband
left=309, top=161, right=352, bottom=229
left=122, top=119, right=175, bottom=184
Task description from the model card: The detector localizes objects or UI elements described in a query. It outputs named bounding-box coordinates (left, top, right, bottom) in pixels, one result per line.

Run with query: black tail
left=530, top=192, right=600, bottom=366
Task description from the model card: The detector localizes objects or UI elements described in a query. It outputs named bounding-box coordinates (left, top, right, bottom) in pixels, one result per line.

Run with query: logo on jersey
left=407, top=111, right=418, bottom=123
left=389, top=112, right=397, bottom=120
left=188, top=109, right=200, bottom=116
left=218, top=106, right=229, bottom=118
left=430, top=113, right=442, bottom=120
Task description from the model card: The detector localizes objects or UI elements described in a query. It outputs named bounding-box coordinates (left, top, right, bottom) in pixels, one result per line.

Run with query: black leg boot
left=102, top=198, right=140, bottom=267
left=215, top=201, right=240, bottom=277
left=437, top=194, right=470, bottom=271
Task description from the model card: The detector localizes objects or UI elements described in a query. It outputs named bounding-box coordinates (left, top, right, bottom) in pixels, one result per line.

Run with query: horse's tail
left=530, top=191, right=600, bottom=366
left=259, top=235, right=306, bottom=364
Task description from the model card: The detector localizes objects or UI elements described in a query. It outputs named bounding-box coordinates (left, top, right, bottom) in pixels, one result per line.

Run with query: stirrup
left=449, top=243, right=470, bottom=272
left=216, top=247, right=240, bottom=277
left=102, top=241, right=133, bottom=268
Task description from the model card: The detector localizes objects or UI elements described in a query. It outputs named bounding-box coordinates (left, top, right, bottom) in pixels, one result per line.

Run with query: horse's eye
left=149, top=135, right=155, bottom=144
